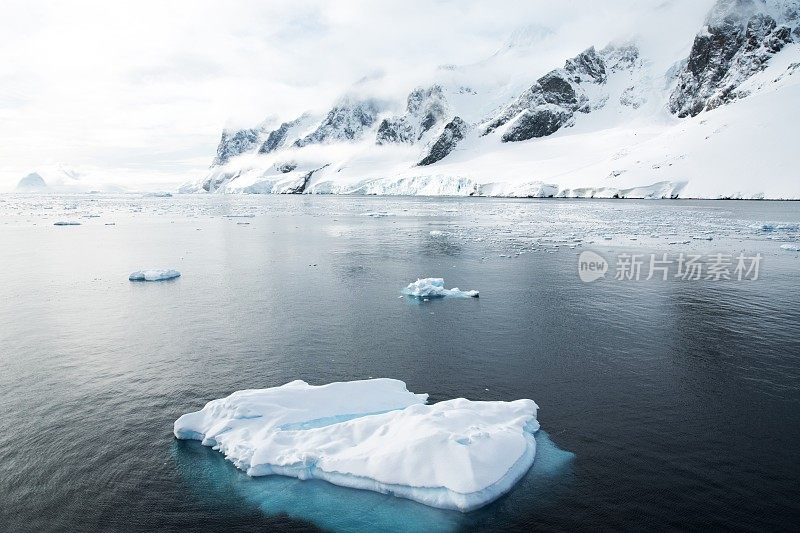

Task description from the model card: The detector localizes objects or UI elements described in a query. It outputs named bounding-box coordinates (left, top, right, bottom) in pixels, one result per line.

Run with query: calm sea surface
left=1, top=194, right=799, bottom=532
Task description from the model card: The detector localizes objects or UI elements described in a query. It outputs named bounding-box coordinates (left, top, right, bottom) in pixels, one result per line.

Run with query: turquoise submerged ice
left=174, top=379, right=539, bottom=512
left=129, top=269, right=181, bottom=281
left=403, top=278, right=479, bottom=299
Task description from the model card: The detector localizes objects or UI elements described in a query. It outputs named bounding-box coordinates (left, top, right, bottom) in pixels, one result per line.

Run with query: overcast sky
left=0, top=0, right=714, bottom=189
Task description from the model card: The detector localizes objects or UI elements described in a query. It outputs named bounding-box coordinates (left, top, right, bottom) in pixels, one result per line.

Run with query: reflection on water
left=0, top=195, right=798, bottom=531
left=171, top=431, right=574, bottom=533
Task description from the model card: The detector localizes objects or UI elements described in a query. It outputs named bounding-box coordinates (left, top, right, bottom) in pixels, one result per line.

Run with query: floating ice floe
left=759, top=223, right=800, bottom=233
left=53, top=221, right=81, bottom=226
left=403, top=278, right=479, bottom=299
left=129, top=269, right=181, bottom=281
left=780, top=243, right=800, bottom=251
left=174, top=379, right=540, bottom=512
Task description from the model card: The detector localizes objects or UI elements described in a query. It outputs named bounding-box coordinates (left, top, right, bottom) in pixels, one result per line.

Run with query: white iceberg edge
left=240, top=430, right=536, bottom=512
left=174, top=379, right=539, bottom=512
left=129, top=269, right=181, bottom=281
left=403, top=277, right=479, bottom=299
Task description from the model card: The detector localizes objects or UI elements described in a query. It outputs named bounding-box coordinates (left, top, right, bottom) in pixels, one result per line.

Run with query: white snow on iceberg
left=129, top=269, right=181, bottom=281
left=403, top=278, right=479, bottom=299
left=174, top=379, right=540, bottom=512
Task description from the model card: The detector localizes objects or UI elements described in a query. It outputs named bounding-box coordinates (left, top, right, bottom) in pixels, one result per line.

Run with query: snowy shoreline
left=6, top=190, right=800, bottom=200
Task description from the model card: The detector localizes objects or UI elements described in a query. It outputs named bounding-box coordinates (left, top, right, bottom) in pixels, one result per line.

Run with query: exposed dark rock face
left=669, top=0, right=796, bottom=117
left=294, top=99, right=380, bottom=147
left=258, top=118, right=299, bottom=154
left=418, top=117, right=469, bottom=166
left=376, top=85, right=448, bottom=145
left=603, top=43, right=641, bottom=73
left=285, top=164, right=330, bottom=194
left=201, top=170, right=240, bottom=192
left=483, top=46, right=617, bottom=142
left=212, top=114, right=314, bottom=166
left=276, top=162, right=297, bottom=173
left=212, top=128, right=260, bottom=166
left=376, top=117, right=414, bottom=144
left=500, top=108, right=573, bottom=142
left=564, top=47, right=607, bottom=83
left=257, top=113, right=314, bottom=154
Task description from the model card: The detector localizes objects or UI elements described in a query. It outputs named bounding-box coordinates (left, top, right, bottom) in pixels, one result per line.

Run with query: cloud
left=0, top=0, right=714, bottom=190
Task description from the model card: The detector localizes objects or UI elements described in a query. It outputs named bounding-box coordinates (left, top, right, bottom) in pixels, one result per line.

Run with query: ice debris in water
left=174, top=379, right=539, bottom=512
left=403, top=278, right=479, bottom=298
left=760, top=223, right=800, bottom=233
left=780, top=243, right=800, bottom=251
left=129, top=269, right=181, bottom=281
left=53, top=221, right=81, bottom=226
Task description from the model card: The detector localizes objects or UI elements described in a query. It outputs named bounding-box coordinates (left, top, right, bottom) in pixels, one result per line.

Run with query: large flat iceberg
left=174, top=379, right=539, bottom=512
left=129, top=269, right=181, bottom=281
left=403, top=278, right=479, bottom=299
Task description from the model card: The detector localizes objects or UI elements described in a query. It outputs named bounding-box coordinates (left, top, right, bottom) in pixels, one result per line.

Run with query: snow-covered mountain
left=14, top=164, right=126, bottom=193
left=16, top=172, right=47, bottom=190
left=183, top=0, right=800, bottom=199
left=16, top=163, right=100, bottom=192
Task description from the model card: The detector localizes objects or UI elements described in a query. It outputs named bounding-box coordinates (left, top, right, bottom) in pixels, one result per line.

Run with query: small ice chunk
left=780, top=243, right=800, bottom=251
left=403, top=278, right=479, bottom=298
left=174, top=379, right=539, bottom=512
left=129, top=269, right=181, bottom=281
left=53, top=221, right=81, bottom=226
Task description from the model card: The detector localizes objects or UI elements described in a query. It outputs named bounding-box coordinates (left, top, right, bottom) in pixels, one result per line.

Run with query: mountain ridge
left=181, top=0, right=800, bottom=199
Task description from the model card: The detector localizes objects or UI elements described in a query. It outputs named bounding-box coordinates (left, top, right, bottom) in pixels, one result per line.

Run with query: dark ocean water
left=1, top=195, right=799, bottom=532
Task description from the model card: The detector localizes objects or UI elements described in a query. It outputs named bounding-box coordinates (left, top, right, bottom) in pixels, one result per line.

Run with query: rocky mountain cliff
left=186, top=0, right=800, bottom=199
left=669, top=0, right=798, bottom=116
left=376, top=85, right=449, bottom=145
left=481, top=45, right=641, bottom=142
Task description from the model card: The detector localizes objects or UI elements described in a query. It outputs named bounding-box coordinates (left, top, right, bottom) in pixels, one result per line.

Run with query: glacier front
left=174, top=379, right=540, bottom=512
